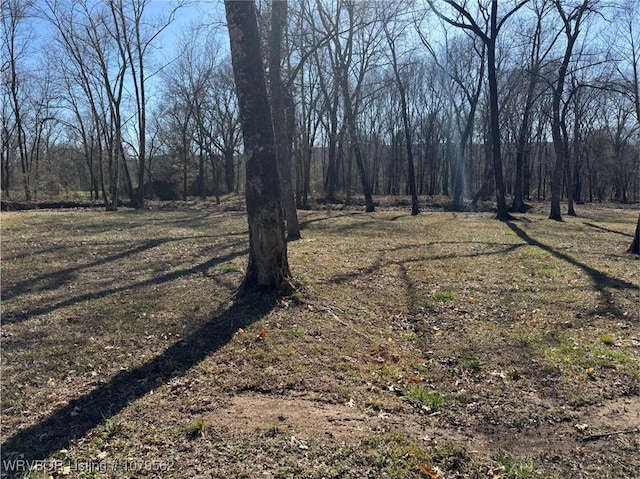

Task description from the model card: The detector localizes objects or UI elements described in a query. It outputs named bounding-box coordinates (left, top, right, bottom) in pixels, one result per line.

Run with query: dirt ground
left=1, top=197, right=638, bottom=478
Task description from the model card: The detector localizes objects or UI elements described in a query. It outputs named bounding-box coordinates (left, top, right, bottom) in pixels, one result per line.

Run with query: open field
left=1, top=199, right=639, bottom=478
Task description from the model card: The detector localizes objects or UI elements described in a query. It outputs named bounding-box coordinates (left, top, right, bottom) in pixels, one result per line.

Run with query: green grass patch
left=598, top=334, right=615, bottom=346
left=186, top=417, right=205, bottom=439
left=496, top=451, right=535, bottom=479
left=216, top=263, right=241, bottom=274
left=404, top=385, right=448, bottom=410
left=433, top=290, right=455, bottom=302
left=260, top=423, right=280, bottom=437
left=535, top=267, right=558, bottom=278
left=523, top=247, right=549, bottom=259
left=464, top=357, right=483, bottom=372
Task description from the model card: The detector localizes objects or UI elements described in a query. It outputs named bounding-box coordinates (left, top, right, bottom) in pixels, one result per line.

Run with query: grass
left=260, top=423, right=280, bottom=437
left=1, top=199, right=638, bottom=478
left=496, top=451, right=535, bottom=479
left=433, top=290, right=455, bottom=302
left=404, top=385, right=448, bottom=411
left=93, top=418, right=124, bottom=448
left=186, top=418, right=205, bottom=439
left=215, top=262, right=241, bottom=274
left=599, top=333, right=616, bottom=345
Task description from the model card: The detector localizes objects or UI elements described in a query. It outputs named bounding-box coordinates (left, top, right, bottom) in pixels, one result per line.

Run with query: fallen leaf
left=257, top=330, right=267, bottom=340
left=585, top=367, right=595, bottom=375
left=406, top=376, right=421, bottom=383
left=236, top=328, right=244, bottom=335
left=419, top=463, right=439, bottom=478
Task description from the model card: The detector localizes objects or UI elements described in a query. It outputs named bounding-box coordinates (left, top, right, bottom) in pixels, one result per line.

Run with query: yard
left=1, top=199, right=638, bottom=478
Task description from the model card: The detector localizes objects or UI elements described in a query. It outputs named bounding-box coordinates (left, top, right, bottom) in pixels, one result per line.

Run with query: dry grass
left=1, top=199, right=638, bottom=478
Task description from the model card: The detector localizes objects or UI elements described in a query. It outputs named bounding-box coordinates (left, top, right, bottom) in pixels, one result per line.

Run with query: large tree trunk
left=487, top=16, right=509, bottom=220
left=225, top=0, right=292, bottom=295
left=269, top=0, right=300, bottom=240
left=629, top=215, right=640, bottom=255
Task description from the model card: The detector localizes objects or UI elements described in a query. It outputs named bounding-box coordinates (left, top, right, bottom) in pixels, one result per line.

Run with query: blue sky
left=144, top=0, right=227, bottom=63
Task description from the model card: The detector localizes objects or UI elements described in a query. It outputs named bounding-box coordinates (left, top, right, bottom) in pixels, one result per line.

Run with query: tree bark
left=486, top=6, right=509, bottom=220
left=225, top=0, right=292, bottom=295
left=628, top=215, right=640, bottom=254
left=269, top=0, right=300, bottom=240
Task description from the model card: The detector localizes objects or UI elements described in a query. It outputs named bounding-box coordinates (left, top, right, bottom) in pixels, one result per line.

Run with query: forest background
left=2, top=0, right=639, bottom=215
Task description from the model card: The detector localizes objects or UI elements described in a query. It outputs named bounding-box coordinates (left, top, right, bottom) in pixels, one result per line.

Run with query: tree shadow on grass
left=505, top=221, right=637, bottom=318
left=325, top=242, right=524, bottom=285
left=298, top=212, right=358, bottom=231
left=1, top=292, right=277, bottom=468
left=2, top=243, right=248, bottom=325
left=583, top=222, right=635, bottom=238
left=2, top=238, right=179, bottom=302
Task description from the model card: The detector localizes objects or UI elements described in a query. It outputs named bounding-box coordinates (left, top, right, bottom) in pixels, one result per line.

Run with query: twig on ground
left=582, top=428, right=640, bottom=442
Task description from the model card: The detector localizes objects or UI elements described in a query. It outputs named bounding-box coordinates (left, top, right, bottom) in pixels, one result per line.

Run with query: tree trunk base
left=509, top=202, right=533, bottom=214
left=238, top=274, right=296, bottom=298
left=496, top=212, right=516, bottom=221
left=628, top=216, right=640, bottom=254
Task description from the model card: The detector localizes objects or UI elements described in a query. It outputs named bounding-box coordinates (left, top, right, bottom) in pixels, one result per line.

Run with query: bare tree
left=2, top=0, right=35, bottom=200
left=1, top=90, right=13, bottom=198
left=210, top=63, right=242, bottom=194
left=510, top=0, right=555, bottom=212
left=419, top=30, right=486, bottom=211
left=43, top=0, right=131, bottom=210
left=225, top=0, right=293, bottom=294
left=109, top=0, right=181, bottom=208
left=316, top=0, right=380, bottom=212
left=307, top=8, right=341, bottom=203
left=547, top=0, right=596, bottom=220
left=383, top=7, right=419, bottom=215
left=608, top=2, right=640, bottom=129
left=427, top=0, right=529, bottom=220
